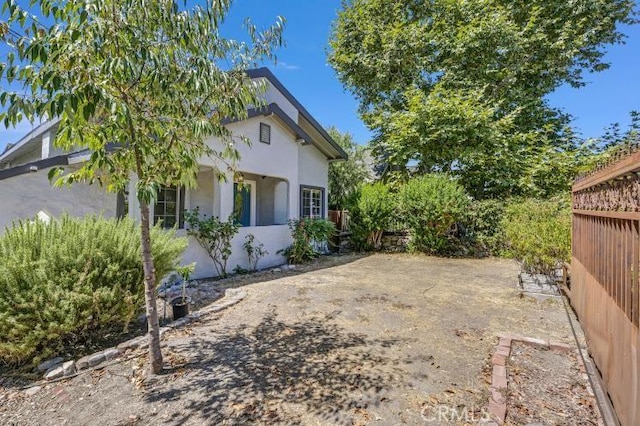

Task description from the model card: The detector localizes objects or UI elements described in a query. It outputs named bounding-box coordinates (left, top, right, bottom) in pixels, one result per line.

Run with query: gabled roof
left=0, top=68, right=347, bottom=169
left=246, top=68, right=348, bottom=161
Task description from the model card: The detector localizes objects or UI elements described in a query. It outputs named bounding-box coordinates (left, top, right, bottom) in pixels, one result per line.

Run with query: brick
left=493, top=375, right=508, bottom=389
left=496, top=345, right=510, bottom=357
left=498, top=337, right=512, bottom=348
left=490, top=387, right=506, bottom=404
left=517, top=337, right=549, bottom=348
left=549, top=341, right=572, bottom=353
left=493, top=365, right=506, bottom=377
left=488, top=399, right=506, bottom=423
left=492, top=353, right=506, bottom=366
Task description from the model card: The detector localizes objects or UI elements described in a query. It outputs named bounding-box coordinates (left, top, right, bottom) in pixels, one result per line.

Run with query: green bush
left=279, top=218, right=335, bottom=264
left=460, top=199, right=507, bottom=255
left=0, top=215, right=187, bottom=365
left=348, top=182, right=397, bottom=250
left=398, top=175, right=469, bottom=254
left=184, top=208, right=239, bottom=277
left=501, top=197, right=571, bottom=274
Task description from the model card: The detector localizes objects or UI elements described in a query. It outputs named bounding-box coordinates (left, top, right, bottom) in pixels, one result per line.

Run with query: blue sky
left=0, top=0, right=638, bottom=150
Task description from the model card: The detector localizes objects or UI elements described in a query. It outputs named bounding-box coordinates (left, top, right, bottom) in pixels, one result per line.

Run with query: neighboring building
left=0, top=68, right=347, bottom=278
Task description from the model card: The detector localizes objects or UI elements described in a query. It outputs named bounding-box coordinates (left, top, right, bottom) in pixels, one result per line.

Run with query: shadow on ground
left=145, top=308, right=422, bottom=425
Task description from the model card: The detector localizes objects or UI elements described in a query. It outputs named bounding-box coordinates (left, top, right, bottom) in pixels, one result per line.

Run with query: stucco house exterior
left=0, top=68, right=347, bottom=278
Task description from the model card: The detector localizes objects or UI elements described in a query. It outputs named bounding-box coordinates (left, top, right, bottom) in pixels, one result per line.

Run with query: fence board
left=572, top=158, right=640, bottom=426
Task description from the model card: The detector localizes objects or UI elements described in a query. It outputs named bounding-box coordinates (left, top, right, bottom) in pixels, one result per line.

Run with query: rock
left=24, top=386, right=42, bottom=396
left=37, top=357, right=64, bottom=372
left=271, top=268, right=281, bottom=273
left=61, top=361, right=76, bottom=376
left=117, top=336, right=146, bottom=351
left=102, top=348, right=122, bottom=361
left=44, top=365, right=64, bottom=380
left=76, top=352, right=106, bottom=370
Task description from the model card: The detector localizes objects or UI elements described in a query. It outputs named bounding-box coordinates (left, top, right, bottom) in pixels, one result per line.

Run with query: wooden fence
left=571, top=152, right=640, bottom=426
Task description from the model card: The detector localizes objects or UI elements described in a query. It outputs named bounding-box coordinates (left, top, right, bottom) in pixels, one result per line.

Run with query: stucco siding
left=298, top=144, right=329, bottom=218
left=262, top=80, right=299, bottom=123
left=179, top=225, right=290, bottom=279
left=0, top=167, right=117, bottom=231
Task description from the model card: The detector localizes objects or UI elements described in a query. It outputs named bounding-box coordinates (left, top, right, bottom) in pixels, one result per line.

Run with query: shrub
left=501, top=197, right=571, bottom=274
left=398, top=175, right=469, bottom=254
left=348, top=182, right=397, bottom=250
left=279, top=218, right=335, bottom=264
left=460, top=199, right=507, bottom=255
left=243, top=234, right=268, bottom=271
left=184, top=208, right=239, bottom=277
left=0, top=215, right=187, bottom=365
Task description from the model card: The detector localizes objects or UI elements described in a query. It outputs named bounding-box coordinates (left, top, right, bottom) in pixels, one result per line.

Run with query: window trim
left=259, top=122, right=271, bottom=144
left=153, top=185, right=185, bottom=229
left=299, top=185, right=325, bottom=219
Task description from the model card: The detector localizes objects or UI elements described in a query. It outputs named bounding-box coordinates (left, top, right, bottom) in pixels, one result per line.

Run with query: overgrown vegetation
left=184, top=208, right=239, bottom=278
left=501, top=197, right=572, bottom=274
left=327, top=126, right=371, bottom=210
left=344, top=175, right=571, bottom=274
left=279, top=218, right=335, bottom=264
left=398, top=175, right=469, bottom=254
left=348, top=182, right=396, bottom=250
left=460, top=199, right=506, bottom=256
left=0, top=216, right=186, bottom=366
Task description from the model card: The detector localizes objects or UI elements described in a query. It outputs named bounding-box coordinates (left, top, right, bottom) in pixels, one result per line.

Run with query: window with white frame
left=300, top=186, right=324, bottom=219
left=154, top=186, right=185, bottom=228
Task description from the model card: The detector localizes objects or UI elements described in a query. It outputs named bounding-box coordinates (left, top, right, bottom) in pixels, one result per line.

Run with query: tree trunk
left=139, top=200, right=163, bottom=374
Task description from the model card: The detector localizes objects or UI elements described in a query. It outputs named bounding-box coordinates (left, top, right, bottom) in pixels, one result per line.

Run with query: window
left=300, top=186, right=324, bottom=219
left=259, top=122, right=271, bottom=144
left=116, top=189, right=129, bottom=219
left=154, top=186, right=185, bottom=228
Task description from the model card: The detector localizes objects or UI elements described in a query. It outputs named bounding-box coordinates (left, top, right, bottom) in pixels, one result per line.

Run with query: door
left=234, top=183, right=251, bottom=226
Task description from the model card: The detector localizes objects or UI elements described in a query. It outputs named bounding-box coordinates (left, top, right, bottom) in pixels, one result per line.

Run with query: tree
left=0, top=0, right=283, bottom=374
left=329, top=0, right=637, bottom=199
left=327, top=126, right=370, bottom=209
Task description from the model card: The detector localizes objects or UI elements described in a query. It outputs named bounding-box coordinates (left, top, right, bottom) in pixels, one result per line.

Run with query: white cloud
left=276, top=61, right=300, bottom=71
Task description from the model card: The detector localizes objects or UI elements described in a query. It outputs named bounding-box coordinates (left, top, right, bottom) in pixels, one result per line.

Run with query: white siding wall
left=298, top=144, right=330, bottom=218
left=0, top=167, right=117, bottom=231
left=262, top=80, right=299, bottom=123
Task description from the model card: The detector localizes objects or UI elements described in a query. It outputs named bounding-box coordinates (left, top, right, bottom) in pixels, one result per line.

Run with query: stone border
left=486, top=333, right=573, bottom=425
left=36, top=288, right=247, bottom=382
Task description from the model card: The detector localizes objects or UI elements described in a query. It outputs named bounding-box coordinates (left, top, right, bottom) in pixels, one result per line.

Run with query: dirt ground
left=505, top=342, right=600, bottom=426
left=0, top=254, right=593, bottom=425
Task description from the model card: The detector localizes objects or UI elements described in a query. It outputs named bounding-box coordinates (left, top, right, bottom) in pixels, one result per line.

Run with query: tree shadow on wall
left=144, top=309, right=426, bottom=425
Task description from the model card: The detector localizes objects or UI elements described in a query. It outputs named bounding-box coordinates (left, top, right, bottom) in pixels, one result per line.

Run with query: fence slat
left=572, top=157, right=640, bottom=426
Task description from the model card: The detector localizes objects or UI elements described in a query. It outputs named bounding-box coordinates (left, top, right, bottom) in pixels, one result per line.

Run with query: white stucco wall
left=0, top=167, right=117, bottom=232
left=179, top=225, right=290, bottom=279
left=261, top=79, right=299, bottom=123
left=298, top=143, right=330, bottom=218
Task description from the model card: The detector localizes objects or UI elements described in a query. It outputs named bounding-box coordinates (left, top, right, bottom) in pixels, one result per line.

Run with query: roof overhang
left=246, top=68, right=348, bottom=161
left=0, top=118, right=60, bottom=163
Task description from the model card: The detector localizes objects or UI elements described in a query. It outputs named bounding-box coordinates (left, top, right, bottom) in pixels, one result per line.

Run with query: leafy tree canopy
left=329, top=0, right=637, bottom=199
left=327, top=126, right=370, bottom=209
left=0, top=0, right=283, bottom=373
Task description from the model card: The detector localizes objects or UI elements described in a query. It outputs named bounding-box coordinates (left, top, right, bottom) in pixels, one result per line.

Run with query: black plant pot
left=171, top=301, right=189, bottom=320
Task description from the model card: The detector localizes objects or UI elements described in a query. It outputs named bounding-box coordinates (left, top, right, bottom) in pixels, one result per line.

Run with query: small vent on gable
left=259, top=122, right=271, bottom=144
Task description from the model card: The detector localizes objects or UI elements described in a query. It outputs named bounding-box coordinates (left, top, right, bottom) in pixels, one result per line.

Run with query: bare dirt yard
left=0, top=254, right=597, bottom=425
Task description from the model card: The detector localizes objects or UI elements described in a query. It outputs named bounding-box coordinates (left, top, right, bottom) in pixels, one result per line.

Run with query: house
left=0, top=68, right=347, bottom=278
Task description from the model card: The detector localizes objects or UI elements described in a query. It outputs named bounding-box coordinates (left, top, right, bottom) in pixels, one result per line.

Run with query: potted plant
left=171, top=263, right=196, bottom=320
